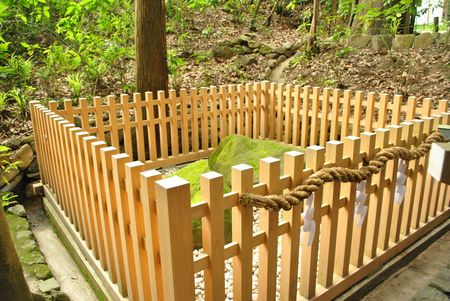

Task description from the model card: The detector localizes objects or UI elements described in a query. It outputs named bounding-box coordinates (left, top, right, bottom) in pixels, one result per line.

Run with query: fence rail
left=31, top=81, right=450, bottom=301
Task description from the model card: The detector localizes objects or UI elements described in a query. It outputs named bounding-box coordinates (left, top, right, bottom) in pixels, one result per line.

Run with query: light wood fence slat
left=330, top=89, right=340, bottom=141
left=300, top=145, right=325, bottom=298
left=269, top=83, right=277, bottom=140
left=125, top=161, right=150, bottom=301
left=284, top=84, right=293, bottom=144
left=144, top=92, right=158, bottom=161
left=365, top=128, right=390, bottom=259
left=378, top=94, right=389, bottom=128
left=211, top=86, right=219, bottom=147
left=200, top=87, right=210, bottom=150
left=258, top=158, right=281, bottom=301
left=245, top=83, right=253, bottom=139
left=180, top=89, right=190, bottom=154
left=379, top=125, right=401, bottom=247
left=232, top=164, right=254, bottom=301
left=107, top=95, right=120, bottom=148
left=319, top=88, right=331, bottom=146
left=335, top=136, right=360, bottom=277
left=292, top=85, right=302, bottom=146
left=253, top=82, right=261, bottom=139
left=169, top=90, right=180, bottom=157
left=396, top=122, right=417, bottom=238
left=83, top=136, right=108, bottom=267
left=219, top=85, right=229, bottom=140
left=200, top=172, right=225, bottom=301
left=340, top=90, right=351, bottom=138
left=112, top=153, right=139, bottom=301
left=94, top=97, right=105, bottom=141
left=155, top=177, right=195, bottom=301
left=301, top=86, right=311, bottom=147
left=277, top=83, right=285, bottom=142
left=92, top=141, right=117, bottom=282
left=279, top=151, right=304, bottom=300
left=351, top=132, right=376, bottom=267
left=140, top=170, right=164, bottom=300
left=191, top=88, right=200, bottom=152
left=310, top=87, right=320, bottom=146
left=100, top=147, right=128, bottom=295
left=364, top=92, right=375, bottom=132
left=318, top=140, right=343, bottom=288
left=406, top=97, right=417, bottom=120
left=134, top=93, right=147, bottom=161
left=419, top=117, right=435, bottom=223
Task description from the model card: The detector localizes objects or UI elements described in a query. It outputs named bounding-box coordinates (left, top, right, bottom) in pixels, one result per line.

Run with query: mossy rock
left=209, top=134, right=302, bottom=185
left=169, top=134, right=302, bottom=248
left=33, top=264, right=53, bottom=280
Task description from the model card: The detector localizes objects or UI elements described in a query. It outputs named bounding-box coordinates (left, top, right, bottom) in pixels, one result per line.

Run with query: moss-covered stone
left=169, top=135, right=303, bottom=248
left=33, top=264, right=53, bottom=280
left=5, top=212, right=52, bottom=281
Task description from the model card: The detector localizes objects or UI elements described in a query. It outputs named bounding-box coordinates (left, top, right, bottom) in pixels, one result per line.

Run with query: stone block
left=371, top=35, right=394, bottom=51
left=348, top=34, right=372, bottom=48
left=414, top=32, right=436, bottom=48
left=393, top=34, right=415, bottom=49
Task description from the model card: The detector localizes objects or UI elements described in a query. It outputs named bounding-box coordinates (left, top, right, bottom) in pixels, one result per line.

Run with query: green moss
left=209, top=134, right=301, bottom=184
left=165, top=135, right=304, bottom=248
left=5, top=213, right=53, bottom=280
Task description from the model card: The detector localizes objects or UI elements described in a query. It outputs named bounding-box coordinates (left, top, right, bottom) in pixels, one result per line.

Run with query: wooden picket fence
left=30, top=81, right=450, bottom=301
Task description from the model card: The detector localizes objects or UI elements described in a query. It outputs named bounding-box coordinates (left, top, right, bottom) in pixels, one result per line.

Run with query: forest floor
left=1, top=6, right=450, bottom=141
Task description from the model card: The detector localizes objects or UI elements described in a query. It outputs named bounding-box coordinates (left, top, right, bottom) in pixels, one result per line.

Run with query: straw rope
left=239, top=131, right=447, bottom=211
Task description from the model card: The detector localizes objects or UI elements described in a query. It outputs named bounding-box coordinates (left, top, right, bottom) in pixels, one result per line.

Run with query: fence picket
left=232, top=164, right=254, bottom=301
left=280, top=151, right=304, bottom=300
left=300, top=145, right=325, bottom=298
left=200, top=172, right=225, bottom=301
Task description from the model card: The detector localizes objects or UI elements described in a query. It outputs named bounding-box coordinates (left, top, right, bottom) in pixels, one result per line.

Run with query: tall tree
left=0, top=208, right=33, bottom=301
left=135, top=0, right=169, bottom=95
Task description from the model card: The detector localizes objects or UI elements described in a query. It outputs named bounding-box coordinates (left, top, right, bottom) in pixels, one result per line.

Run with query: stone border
left=348, top=32, right=449, bottom=51
left=42, top=188, right=125, bottom=301
left=336, top=217, right=450, bottom=300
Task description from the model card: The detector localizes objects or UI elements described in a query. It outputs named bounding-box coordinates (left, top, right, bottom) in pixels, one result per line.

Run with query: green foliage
left=7, top=87, right=32, bottom=118
left=0, top=146, right=19, bottom=208
left=0, top=92, right=8, bottom=115
left=66, top=72, right=84, bottom=99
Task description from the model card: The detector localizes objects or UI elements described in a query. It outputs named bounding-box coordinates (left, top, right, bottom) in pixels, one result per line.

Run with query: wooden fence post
left=140, top=170, right=164, bottom=301
left=155, top=176, right=194, bottom=301
left=301, top=86, right=311, bottom=147
left=284, top=84, right=293, bottom=144
left=365, top=128, right=390, bottom=258
left=310, top=87, right=320, bottom=146
left=300, top=145, right=325, bottom=298
left=335, top=136, right=360, bottom=277
left=351, top=132, right=376, bottom=267
left=378, top=125, right=401, bottom=249
left=100, top=146, right=127, bottom=296
left=319, top=88, right=331, bottom=146
left=277, top=83, right=285, bottom=142
left=112, top=153, right=139, bottom=300
left=292, top=85, right=302, bottom=146
left=318, top=140, right=343, bottom=288
left=259, top=157, right=281, bottom=301
left=232, top=164, right=254, bottom=301
left=280, top=151, right=304, bottom=301
left=201, top=172, right=225, bottom=301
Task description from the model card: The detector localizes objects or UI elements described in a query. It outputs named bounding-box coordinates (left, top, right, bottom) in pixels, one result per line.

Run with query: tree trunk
left=309, top=0, right=320, bottom=50
left=135, top=0, right=169, bottom=95
left=0, top=208, right=33, bottom=301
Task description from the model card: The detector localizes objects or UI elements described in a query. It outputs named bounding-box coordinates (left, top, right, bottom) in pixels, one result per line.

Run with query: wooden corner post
left=155, top=176, right=194, bottom=301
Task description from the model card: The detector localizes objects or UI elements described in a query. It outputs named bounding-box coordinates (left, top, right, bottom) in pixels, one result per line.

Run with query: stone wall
left=348, top=32, right=450, bottom=51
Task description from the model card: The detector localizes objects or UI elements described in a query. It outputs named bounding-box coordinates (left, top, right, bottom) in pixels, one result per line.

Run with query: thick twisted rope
left=240, top=131, right=447, bottom=211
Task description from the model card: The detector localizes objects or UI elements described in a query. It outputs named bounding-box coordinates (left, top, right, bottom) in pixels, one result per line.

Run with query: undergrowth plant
left=0, top=145, right=19, bottom=208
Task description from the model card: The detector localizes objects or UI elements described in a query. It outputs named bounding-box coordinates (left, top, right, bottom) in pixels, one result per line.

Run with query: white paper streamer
left=354, top=181, right=368, bottom=227
left=394, top=159, right=407, bottom=204
left=302, top=193, right=315, bottom=246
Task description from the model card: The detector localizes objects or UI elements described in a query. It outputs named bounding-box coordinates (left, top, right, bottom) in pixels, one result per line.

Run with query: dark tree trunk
left=135, top=0, right=169, bottom=95
left=0, top=208, right=33, bottom=301
left=309, top=0, right=320, bottom=50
